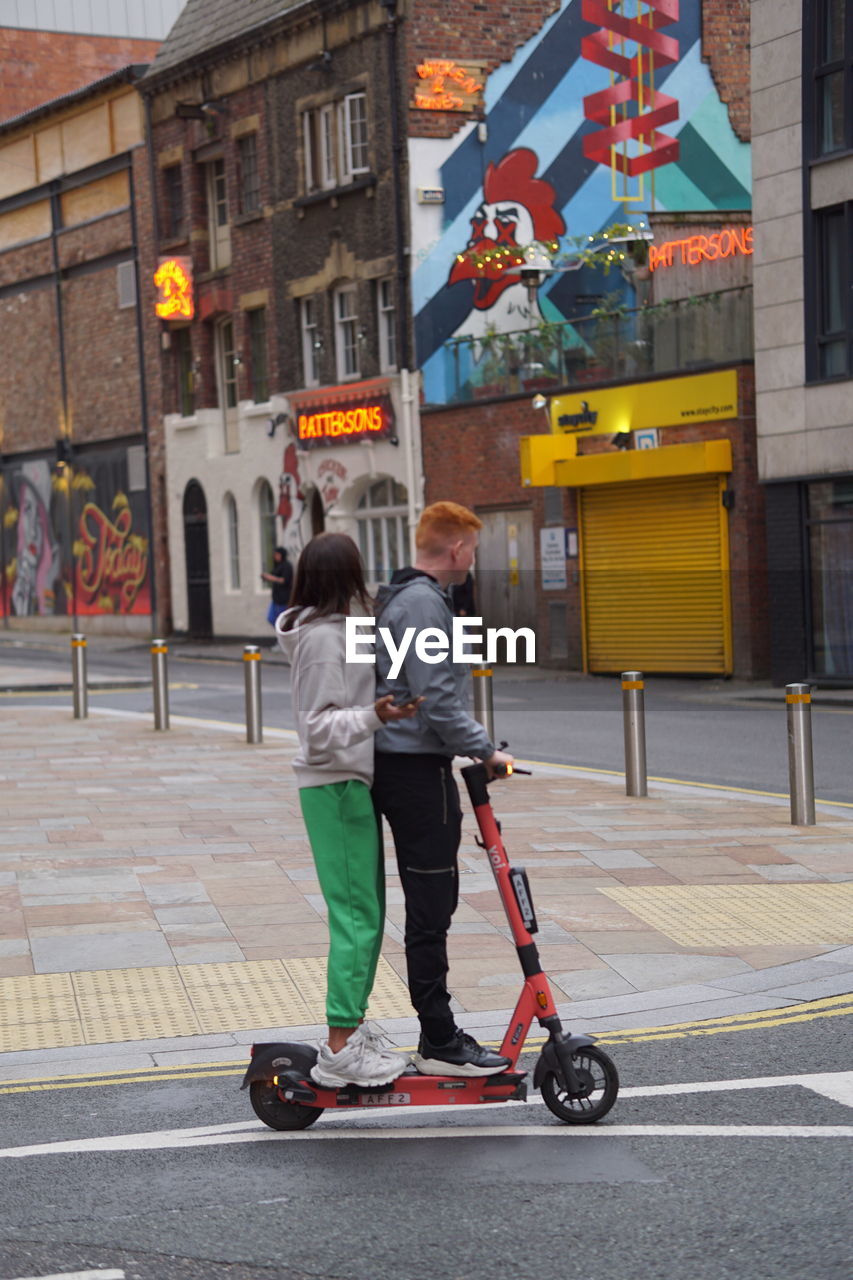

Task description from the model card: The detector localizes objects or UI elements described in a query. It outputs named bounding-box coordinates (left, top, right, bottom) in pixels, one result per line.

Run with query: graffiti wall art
left=0, top=445, right=151, bottom=618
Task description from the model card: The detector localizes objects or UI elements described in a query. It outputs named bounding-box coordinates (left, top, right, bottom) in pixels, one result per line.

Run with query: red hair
left=416, top=502, right=482, bottom=556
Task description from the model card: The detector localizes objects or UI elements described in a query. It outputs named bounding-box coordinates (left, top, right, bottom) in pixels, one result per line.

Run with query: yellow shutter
left=580, top=474, right=732, bottom=675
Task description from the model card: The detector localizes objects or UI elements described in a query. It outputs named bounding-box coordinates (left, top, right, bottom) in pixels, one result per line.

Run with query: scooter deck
left=282, top=1070, right=528, bottom=1110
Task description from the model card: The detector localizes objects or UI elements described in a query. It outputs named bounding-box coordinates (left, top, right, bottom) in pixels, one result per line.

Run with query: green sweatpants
left=299, top=779, right=385, bottom=1028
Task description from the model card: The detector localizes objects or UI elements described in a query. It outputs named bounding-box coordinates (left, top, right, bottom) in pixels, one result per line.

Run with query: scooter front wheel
left=540, top=1045, right=619, bottom=1124
left=250, top=1081, right=324, bottom=1130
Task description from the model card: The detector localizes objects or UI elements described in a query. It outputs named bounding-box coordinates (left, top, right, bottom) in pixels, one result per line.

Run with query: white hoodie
left=275, top=607, right=382, bottom=789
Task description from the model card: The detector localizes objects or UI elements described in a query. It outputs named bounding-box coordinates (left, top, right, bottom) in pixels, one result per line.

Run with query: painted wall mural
left=0, top=447, right=151, bottom=618
left=277, top=440, right=306, bottom=562
left=411, top=0, right=751, bottom=404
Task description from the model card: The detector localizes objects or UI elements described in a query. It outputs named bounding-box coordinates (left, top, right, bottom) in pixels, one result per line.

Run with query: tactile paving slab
left=73, top=966, right=201, bottom=1044
left=601, top=882, right=853, bottom=948
left=283, top=955, right=411, bottom=1024
left=180, top=959, right=311, bottom=1032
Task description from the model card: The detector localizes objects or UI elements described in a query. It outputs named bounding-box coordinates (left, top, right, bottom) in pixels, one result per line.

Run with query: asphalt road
left=2, top=641, right=851, bottom=804
left=0, top=1011, right=850, bottom=1280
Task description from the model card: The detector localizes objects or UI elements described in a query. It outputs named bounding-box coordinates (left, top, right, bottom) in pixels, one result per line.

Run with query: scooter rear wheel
left=540, top=1045, right=619, bottom=1124
left=250, top=1081, right=324, bottom=1130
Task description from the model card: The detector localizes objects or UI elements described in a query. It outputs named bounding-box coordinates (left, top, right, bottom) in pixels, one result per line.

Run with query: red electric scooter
left=242, top=759, right=619, bottom=1127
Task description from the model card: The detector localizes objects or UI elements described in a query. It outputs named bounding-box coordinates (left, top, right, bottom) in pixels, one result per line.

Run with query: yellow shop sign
left=549, top=369, right=739, bottom=437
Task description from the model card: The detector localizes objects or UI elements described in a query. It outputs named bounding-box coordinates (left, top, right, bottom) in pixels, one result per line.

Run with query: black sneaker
left=413, top=1030, right=510, bottom=1077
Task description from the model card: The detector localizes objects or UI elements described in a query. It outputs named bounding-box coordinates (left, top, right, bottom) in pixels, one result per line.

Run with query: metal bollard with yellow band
left=71, top=632, right=88, bottom=720
left=620, top=670, right=647, bottom=798
left=151, top=638, right=170, bottom=731
left=472, top=666, right=494, bottom=743
left=244, top=645, right=263, bottom=744
left=786, top=683, right=815, bottom=826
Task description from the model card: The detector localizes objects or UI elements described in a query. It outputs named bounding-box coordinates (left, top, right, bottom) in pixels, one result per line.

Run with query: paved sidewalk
left=0, top=705, right=852, bottom=1079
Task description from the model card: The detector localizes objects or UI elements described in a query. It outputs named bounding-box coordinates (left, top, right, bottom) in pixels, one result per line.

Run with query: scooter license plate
left=347, top=1091, right=411, bottom=1105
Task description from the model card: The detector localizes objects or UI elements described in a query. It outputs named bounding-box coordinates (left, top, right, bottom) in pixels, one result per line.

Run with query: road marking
left=1, top=996, right=852, bottom=1094
left=0, top=1072, right=850, bottom=1157
left=0, top=1122, right=851, bottom=1157
left=10, top=1272, right=124, bottom=1280
left=511, top=757, right=853, bottom=810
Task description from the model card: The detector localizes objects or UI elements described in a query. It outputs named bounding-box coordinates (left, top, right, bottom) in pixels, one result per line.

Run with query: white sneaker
left=310, top=1030, right=408, bottom=1088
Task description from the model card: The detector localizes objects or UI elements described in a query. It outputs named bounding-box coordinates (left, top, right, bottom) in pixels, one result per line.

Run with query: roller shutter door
left=580, top=474, right=732, bottom=675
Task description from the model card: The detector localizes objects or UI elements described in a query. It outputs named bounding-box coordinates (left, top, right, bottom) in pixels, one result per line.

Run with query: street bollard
left=621, top=671, right=647, bottom=797
left=786, top=683, right=816, bottom=826
left=472, top=667, right=495, bottom=743
left=244, top=645, right=263, bottom=744
left=151, top=638, right=170, bottom=731
left=71, top=632, right=88, bottom=720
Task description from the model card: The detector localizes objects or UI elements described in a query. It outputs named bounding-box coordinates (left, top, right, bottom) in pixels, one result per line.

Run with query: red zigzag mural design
left=581, top=0, right=680, bottom=177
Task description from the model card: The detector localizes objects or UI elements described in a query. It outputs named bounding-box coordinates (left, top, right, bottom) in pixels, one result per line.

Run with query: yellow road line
left=521, top=758, right=853, bottom=809
left=1, top=996, right=849, bottom=1095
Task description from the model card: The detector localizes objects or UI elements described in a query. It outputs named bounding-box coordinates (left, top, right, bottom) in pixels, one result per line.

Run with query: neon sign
left=649, top=226, right=753, bottom=271
left=154, top=256, right=194, bottom=319
left=297, top=397, right=395, bottom=448
left=413, top=60, right=484, bottom=112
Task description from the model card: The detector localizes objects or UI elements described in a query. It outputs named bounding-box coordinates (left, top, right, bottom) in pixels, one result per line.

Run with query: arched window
left=356, top=478, right=408, bottom=583
left=258, top=479, right=276, bottom=574
left=224, top=492, right=240, bottom=589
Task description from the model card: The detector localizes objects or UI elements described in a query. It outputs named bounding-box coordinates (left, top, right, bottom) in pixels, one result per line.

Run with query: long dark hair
left=280, top=532, right=371, bottom=630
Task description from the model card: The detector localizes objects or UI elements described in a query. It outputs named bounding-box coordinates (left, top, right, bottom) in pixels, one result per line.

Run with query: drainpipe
left=49, top=181, right=78, bottom=630
left=380, top=0, right=421, bottom=556
left=379, top=0, right=410, bottom=373
left=127, top=146, right=161, bottom=637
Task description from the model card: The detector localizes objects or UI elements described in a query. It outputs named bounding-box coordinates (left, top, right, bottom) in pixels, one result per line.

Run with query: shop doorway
left=475, top=508, right=536, bottom=641
left=579, top=473, right=732, bottom=675
left=310, top=489, right=325, bottom=536
left=182, top=480, right=212, bottom=637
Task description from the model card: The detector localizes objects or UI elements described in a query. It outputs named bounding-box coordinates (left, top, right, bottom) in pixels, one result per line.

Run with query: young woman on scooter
left=276, top=532, right=420, bottom=1090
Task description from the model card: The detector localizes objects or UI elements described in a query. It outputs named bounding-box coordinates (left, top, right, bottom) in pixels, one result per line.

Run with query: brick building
left=405, top=0, right=766, bottom=677
left=0, top=68, right=168, bottom=633
left=142, top=0, right=421, bottom=637
left=0, top=1, right=185, bottom=122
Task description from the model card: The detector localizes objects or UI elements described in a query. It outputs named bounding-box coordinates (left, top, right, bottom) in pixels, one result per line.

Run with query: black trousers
left=373, top=752, right=461, bottom=1045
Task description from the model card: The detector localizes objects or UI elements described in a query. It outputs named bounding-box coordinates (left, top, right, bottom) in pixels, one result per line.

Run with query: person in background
left=276, top=532, right=420, bottom=1089
left=262, top=546, right=293, bottom=639
left=450, top=570, right=476, bottom=618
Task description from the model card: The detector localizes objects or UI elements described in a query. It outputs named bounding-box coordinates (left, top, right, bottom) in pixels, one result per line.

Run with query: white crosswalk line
left=0, top=1071, right=850, bottom=1158
left=10, top=1271, right=125, bottom=1280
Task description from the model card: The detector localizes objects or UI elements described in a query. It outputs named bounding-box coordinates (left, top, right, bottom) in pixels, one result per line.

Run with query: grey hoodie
left=374, top=570, right=495, bottom=760
left=276, top=608, right=383, bottom=789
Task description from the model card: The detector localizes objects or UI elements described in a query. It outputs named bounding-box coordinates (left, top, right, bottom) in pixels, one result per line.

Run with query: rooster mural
left=447, top=148, right=566, bottom=339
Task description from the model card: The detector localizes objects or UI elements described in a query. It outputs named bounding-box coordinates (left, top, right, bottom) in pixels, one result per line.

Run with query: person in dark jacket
left=262, top=546, right=293, bottom=634
left=373, top=501, right=513, bottom=1078
left=450, top=570, right=476, bottom=617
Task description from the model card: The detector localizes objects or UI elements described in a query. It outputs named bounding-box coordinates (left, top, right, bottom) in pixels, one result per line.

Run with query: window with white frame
left=258, top=480, right=277, bottom=578
left=339, top=92, right=369, bottom=181
left=301, top=297, right=321, bottom=387
left=216, top=317, right=238, bottom=409
left=302, top=90, right=369, bottom=193
left=378, top=278, right=397, bottom=372
left=225, top=492, right=240, bottom=589
left=356, top=478, right=408, bottom=583
left=334, top=284, right=359, bottom=381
